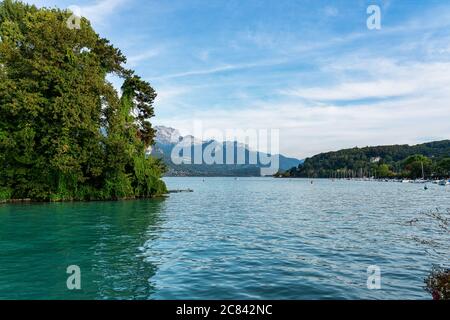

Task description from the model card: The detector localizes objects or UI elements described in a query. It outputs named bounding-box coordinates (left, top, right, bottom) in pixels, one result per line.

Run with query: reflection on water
left=0, top=199, right=165, bottom=299
left=0, top=178, right=449, bottom=300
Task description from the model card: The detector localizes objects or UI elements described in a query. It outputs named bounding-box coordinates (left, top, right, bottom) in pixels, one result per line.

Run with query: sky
left=25, top=0, right=450, bottom=159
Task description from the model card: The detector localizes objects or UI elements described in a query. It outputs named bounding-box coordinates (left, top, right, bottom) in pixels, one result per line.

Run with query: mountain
left=283, top=140, right=450, bottom=179
left=151, top=126, right=303, bottom=176
left=155, top=126, right=181, bottom=144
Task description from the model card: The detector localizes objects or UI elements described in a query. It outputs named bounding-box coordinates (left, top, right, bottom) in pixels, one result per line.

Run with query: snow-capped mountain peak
left=155, top=126, right=204, bottom=145
left=154, top=126, right=181, bottom=144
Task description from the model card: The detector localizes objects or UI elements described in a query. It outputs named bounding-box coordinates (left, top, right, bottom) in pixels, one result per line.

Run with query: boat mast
left=421, top=161, right=425, bottom=180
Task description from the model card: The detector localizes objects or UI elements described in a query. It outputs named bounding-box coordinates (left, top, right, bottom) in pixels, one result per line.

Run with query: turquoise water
left=0, top=177, right=449, bottom=300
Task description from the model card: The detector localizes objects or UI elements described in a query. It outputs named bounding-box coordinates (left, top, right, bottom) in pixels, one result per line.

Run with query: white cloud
left=155, top=86, right=190, bottom=105
left=157, top=65, right=237, bottom=79
left=87, top=0, right=127, bottom=23
left=126, top=48, right=162, bottom=67
left=153, top=59, right=286, bottom=80
left=160, top=94, right=450, bottom=159
left=76, top=0, right=128, bottom=26
left=158, top=58, right=450, bottom=159
left=282, top=61, right=450, bottom=102
left=26, top=0, right=129, bottom=26
left=283, top=80, right=416, bottom=101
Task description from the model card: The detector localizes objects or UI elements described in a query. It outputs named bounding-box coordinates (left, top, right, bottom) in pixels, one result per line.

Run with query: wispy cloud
left=282, top=60, right=450, bottom=102
left=154, top=58, right=286, bottom=79
left=282, top=80, right=416, bottom=101
left=158, top=56, right=450, bottom=158
left=26, top=0, right=130, bottom=27
left=77, top=0, right=129, bottom=26
left=161, top=94, right=450, bottom=158
left=155, top=86, right=190, bottom=105
left=126, top=48, right=163, bottom=67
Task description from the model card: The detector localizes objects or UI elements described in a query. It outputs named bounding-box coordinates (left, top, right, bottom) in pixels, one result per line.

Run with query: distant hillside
left=151, top=126, right=303, bottom=176
left=282, top=140, right=450, bottom=179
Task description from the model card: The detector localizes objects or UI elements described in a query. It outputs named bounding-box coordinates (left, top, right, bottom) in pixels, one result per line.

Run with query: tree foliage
left=0, top=0, right=166, bottom=201
left=284, top=141, right=450, bottom=179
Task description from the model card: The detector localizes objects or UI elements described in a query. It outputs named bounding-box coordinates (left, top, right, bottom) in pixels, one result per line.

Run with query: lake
left=0, top=177, right=448, bottom=300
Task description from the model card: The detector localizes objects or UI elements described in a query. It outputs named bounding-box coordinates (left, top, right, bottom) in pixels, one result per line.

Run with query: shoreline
left=0, top=194, right=169, bottom=205
left=0, top=189, right=196, bottom=205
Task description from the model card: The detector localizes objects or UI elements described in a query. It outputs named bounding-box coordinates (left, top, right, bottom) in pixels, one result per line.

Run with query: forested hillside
left=282, top=140, right=450, bottom=179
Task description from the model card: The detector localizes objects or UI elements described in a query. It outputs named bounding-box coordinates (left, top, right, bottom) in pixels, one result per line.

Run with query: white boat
left=402, top=179, right=412, bottom=183
left=438, top=180, right=450, bottom=186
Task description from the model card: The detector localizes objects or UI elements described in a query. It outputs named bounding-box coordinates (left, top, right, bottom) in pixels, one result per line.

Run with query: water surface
left=0, top=178, right=448, bottom=299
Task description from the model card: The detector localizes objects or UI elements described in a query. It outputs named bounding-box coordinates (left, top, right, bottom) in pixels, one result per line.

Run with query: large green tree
left=0, top=0, right=166, bottom=201
left=435, top=158, right=450, bottom=178
left=401, top=155, right=432, bottom=179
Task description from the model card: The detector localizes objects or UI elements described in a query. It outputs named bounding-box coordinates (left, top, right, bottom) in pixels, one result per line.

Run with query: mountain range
left=151, top=126, right=303, bottom=176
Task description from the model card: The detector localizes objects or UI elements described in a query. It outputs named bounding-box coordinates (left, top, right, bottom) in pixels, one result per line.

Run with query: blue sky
left=26, top=0, right=450, bottom=158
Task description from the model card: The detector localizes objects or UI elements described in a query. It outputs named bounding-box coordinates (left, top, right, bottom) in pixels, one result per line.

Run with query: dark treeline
left=0, top=1, right=166, bottom=201
left=280, top=140, right=450, bottom=179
